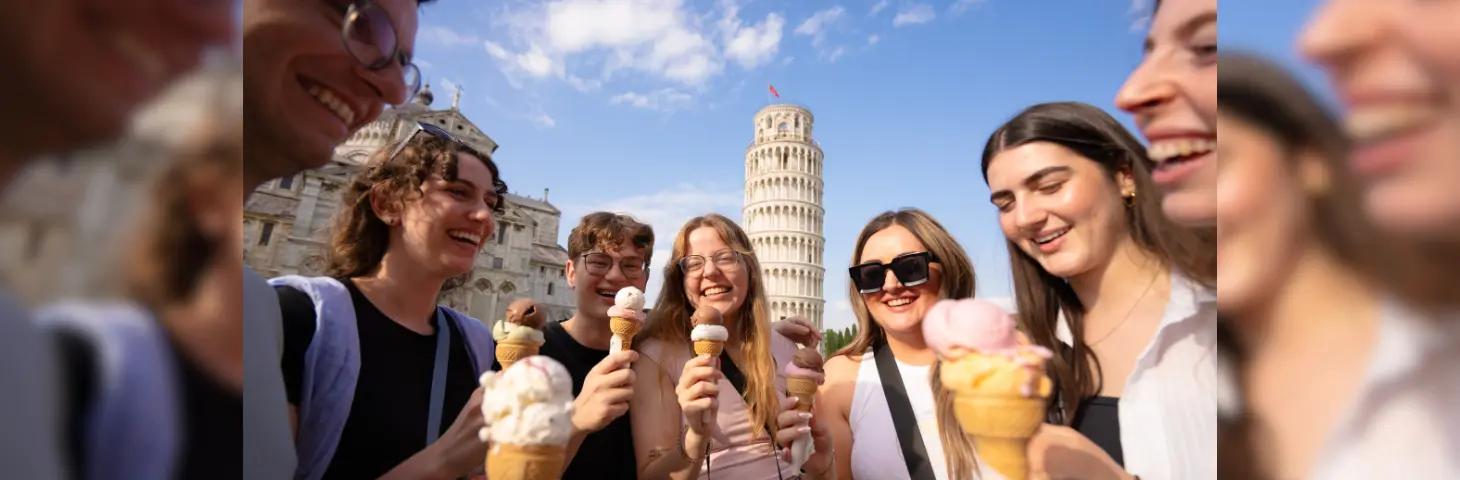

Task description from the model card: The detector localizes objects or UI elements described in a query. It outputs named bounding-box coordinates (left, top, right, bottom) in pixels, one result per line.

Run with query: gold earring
left=1123, top=191, right=1135, bottom=208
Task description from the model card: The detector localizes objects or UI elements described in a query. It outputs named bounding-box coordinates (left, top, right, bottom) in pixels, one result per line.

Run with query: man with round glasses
left=241, top=0, right=433, bottom=478
left=0, top=1, right=235, bottom=478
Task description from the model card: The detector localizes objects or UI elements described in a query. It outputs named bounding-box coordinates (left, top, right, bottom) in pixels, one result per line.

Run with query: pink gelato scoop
left=606, top=305, right=644, bottom=324
left=922, top=298, right=1023, bottom=357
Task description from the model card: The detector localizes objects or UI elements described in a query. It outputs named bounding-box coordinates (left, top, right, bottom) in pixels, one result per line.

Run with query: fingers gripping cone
left=689, top=305, right=730, bottom=435
left=921, top=299, right=1055, bottom=480
left=784, top=347, right=826, bottom=472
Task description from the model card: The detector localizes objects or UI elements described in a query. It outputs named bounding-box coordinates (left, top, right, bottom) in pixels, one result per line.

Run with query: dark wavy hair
left=325, top=133, right=508, bottom=285
left=979, top=101, right=1216, bottom=425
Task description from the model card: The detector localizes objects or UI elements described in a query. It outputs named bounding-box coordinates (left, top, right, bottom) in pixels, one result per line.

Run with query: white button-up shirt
left=1057, top=270, right=1218, bottom=480
left=1218, top=300, right=1460, bottom=479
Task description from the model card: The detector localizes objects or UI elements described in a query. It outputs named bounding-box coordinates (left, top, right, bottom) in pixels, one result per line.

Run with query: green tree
left=821, top=324, right=860, bottom=356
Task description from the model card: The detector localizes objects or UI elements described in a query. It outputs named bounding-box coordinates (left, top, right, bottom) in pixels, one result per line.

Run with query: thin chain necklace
left=1088, top=272, right=1160, bottom=346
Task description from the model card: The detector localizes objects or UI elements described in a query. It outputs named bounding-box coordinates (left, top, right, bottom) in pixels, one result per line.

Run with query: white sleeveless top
left=849, top=349, right=972, bottom=480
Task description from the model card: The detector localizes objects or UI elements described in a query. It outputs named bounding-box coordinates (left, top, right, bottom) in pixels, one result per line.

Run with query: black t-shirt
left=490, top=320, right=637, bottom=480
left=277, top=279, right=479, bottom=480
left=58, top=321, right=242, bottom=480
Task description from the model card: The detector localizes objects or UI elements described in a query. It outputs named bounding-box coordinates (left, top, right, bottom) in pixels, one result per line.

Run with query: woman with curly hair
left=270, top=123, right=505, bottom=480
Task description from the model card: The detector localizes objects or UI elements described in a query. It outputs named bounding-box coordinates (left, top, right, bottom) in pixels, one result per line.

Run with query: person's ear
left=566, top=259, right=578, bottom=289
left=369, top=188, right=402, bottom=225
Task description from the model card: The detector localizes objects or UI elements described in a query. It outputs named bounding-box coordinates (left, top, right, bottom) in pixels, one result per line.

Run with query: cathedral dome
left=413, top=83, right=434, bottom=106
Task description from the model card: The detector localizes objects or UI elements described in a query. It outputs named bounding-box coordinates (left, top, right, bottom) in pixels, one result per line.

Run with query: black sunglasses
left=849, top=251, right=936, bottom=294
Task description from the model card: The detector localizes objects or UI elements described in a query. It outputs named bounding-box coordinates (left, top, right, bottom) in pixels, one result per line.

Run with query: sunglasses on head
left=849, top=251, right=936, bottom=294
left=386, top=121, right=478, bottom=161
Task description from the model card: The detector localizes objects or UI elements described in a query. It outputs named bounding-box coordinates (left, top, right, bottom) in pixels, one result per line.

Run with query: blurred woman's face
left=987, top=142, right=1134, bottom=280
left=1115, top=0, right=1219, bottom=227
left=1300, top=0, right=1460, bottom=239
left=1215, top=114, right=1318, bottom=314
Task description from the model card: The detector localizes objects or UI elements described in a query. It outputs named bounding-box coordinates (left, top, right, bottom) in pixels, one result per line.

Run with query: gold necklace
left=1088, top=272, right=1159, bottom=346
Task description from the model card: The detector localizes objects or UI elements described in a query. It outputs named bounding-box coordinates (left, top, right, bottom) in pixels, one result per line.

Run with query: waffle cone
left=609, top=318, right=640, bottom=350
left=786, top=376, right=819, bottom=412
left=953, top=393, right=1044, bottom=480
left=485, top=444, right=565, bottom=480
left=495, top=340, right=539, bottom=371
left=693, top=339, right=723, bottom=357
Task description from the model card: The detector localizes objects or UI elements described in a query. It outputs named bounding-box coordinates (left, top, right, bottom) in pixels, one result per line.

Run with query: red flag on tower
left=769, top=84, right=780, bottom=98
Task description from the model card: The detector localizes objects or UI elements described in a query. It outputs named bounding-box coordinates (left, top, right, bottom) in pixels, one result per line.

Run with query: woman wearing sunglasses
left=806, top=208, right=989, bottom=480
left=982, top=102, right=1217, bottom=480
left=631, top=214, right=831, bottom=479
left=269, top=123, right=504, bottom=480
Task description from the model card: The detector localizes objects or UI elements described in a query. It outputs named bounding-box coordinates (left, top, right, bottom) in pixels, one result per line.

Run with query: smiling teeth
left=887, top=298, right=913, bottom=307
left=1148, top=139, right=1216, bottom=162
left=703, top=287, right=729, bottom=296
left=447, top=230, right=481, bottom=246
left=306, top=84, right=357, bottom=125
left=1035, top=228, right=1068, bottom=244
left=1345, top=106, right=1440, bottom=144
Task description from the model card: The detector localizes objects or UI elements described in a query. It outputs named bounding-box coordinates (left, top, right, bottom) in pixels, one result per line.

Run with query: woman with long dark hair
left=811, top=208, right=994, bottom=480
left=630, top=214, right=832, bottom=479
left=269, top=123, right=504, bottom=480
left=1216, top=52, right=1459, bottom=480
left=981, top=101, right=1216, bottom=480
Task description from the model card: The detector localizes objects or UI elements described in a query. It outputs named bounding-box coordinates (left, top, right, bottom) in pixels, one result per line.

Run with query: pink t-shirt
left=638, top=331, right=800, bottom=479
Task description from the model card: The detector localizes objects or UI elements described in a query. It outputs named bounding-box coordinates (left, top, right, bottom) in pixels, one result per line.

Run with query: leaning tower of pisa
left=743, top=104, right=826, bottom=329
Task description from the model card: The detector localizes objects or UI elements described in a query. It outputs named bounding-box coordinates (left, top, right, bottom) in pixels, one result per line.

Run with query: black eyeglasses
left=849, top=251, right=937, bottom=294
left=578, top=253, right=648, bottom=279
left=387, top=121, right=505, bottom=210
left=338, top=0, right=422, bottom=104
left=678, top=249, right=745, bottom=277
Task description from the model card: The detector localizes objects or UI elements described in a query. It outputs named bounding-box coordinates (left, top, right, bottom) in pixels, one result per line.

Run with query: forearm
left=377, top=444, right=450, bottom=480
left=561, top=429, right=589, bottom=474
left=642, top=429, right=706, bottom=480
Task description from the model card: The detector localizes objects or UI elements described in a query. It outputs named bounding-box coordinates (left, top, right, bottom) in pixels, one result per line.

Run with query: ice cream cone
left=693, top=339, right=723, bottom=357
left=496, top=339, right=539, bottom=371
left=786, top=376, right=818, bottom=412
left=953, top=393, right=1044, bottom=480
left=610, top=317, right=640, bottom=351
left=485, top=443, right=566, bottom=480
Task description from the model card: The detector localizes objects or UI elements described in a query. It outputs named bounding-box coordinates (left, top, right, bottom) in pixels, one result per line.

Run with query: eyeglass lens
left=583, top=253, right=646, bottom=278
left=343, top=2, right=421, bottom=101
left=850, top=253, right=930, bottom=293
left=680, top=250, right=739, bottom=275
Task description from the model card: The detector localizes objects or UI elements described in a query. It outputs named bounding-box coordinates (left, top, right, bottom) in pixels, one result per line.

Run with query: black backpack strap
left=719, top=349, right=749, bottom=398
left=873, top=340, right=937, bottom=480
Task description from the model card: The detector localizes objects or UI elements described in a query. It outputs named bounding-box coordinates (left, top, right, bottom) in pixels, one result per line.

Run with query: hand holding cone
left=493, top=299, right=548, bottom=370
left=783, top=347, right=825, bottom=471
left=922, top=299, right=1053, bottom=480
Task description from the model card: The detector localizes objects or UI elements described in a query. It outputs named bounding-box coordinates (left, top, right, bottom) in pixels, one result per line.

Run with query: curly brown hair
left=128, top=121, right=242, bottom=310
left=325, top=133, right=508, bottom=282
left=566, top=212, right=655, bottom=263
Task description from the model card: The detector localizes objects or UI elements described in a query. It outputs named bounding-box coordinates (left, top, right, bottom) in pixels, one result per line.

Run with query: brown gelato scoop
left=505, top=298, right=547, bottom=329
left=792, top=348, right=824, bottom=372
left=691, top=306, right=722, bottom=327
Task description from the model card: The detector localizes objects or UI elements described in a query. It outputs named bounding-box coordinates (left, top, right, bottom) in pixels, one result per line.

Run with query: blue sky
left=1221, top=0, right=1336, bottom=107
left=410, top=0, right=1163, bottom=331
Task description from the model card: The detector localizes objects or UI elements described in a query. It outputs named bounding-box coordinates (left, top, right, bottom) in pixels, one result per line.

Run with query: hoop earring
left=1123, top=192, right=1135, bottom=208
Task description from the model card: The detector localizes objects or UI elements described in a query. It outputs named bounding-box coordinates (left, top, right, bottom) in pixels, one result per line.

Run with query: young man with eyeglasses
left=0, top=2, right=234, bottom=478
left=496, top=211, right=649, bottom=479
left=242, top=1, right=431, bottom=478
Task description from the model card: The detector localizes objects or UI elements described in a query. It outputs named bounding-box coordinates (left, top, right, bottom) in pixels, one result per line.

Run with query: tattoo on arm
left=648, top=447, right=671, bottom=462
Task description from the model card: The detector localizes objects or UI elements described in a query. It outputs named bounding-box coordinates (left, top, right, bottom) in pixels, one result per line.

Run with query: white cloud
left=1128, top=0, right=1154, bottom=32
left=608, top=89, right=694, bottom=111
left=821, top=46, right=846, bottom=62
left=561, top=184, right=743, bottom=304
left=869, top=0, right=890, bottom=16
left=424, top=26, right=482, bottom=47
left=892, top=4, right=936, bottom=26
left=794, top=6, right=846, bottom=48
left=484, top=40, right=511, bottom=59
left=724, top=13, right=785, bottom=69
left=867, top=34, right=880, bottom=46
left=948, top=0, right=985, bottom=17
left=486, top=0, right=786, bottom=95
left=527, top=109, right=557, bottom=128
left=438, top=78, right=461, bottom=95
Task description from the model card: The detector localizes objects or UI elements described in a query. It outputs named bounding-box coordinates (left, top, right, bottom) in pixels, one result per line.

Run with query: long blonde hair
left=638, top=214, right=780, bottom=440
left=832, top=208, right=979, bottom=479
